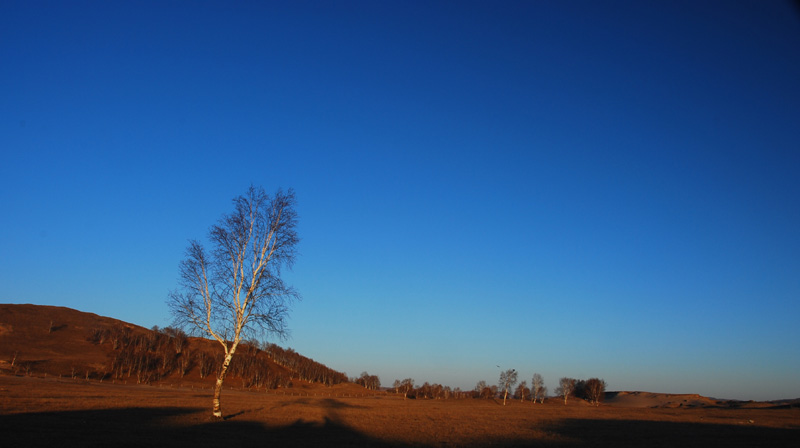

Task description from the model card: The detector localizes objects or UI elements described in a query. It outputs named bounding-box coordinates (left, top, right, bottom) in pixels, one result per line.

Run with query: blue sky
left=2, top=1, right=798, bottom=400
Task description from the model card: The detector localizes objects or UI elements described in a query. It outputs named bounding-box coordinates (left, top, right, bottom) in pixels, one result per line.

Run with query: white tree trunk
left=212, top=350, right=236, bottom=419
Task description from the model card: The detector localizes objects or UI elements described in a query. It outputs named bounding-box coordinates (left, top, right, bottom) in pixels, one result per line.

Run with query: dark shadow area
left=2, top=407, right=798, bottom=447
left=529, top=418, right=800, bottom=448
left=319, top=398, right=368, bottom=410
left=270, top=397, right=368, bottom=411
left=0, top=406, right=400, bottom=448
left=49, top=323, right=68, bottom=332
left=223, top=407, right=264, bottom=420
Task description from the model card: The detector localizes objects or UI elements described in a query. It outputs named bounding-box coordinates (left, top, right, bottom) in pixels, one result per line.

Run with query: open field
left=2, top=305, right=798, bottom=446
left=2, top=375, right=798, bottom=447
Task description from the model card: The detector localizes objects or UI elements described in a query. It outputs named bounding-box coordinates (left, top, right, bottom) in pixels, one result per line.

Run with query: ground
left=2, top=375, right=798, bottom=447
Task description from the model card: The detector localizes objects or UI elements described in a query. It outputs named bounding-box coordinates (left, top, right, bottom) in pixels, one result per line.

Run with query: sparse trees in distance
left=538, top=385, right=548, bottom=403
left=357, top=371, right=381, bottom=390
left=514, top=380, right=529, bottom=402
left=584, top=378, right=607, bottom=405
left=531, top=373, right=546, bottom=404
left=498, top=369, right=518, bottom=406
left=417, top=382, right=432, bottom=399
left=475, top=380, right=494, bottom=399
left=400, top=378, right=415, bottom=399
left=168, top=186, right=299, bottom=419
left=556, top=377, right=576, bottom=405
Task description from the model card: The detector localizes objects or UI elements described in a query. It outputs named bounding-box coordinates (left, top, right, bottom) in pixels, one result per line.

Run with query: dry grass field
left=2, top=374, right=798, bottom=447
left=2, top=304, right=799, bottom=446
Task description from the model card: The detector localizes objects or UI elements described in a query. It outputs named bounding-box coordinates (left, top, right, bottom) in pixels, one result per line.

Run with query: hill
left=601, top=391, right=800, bottom=410
left=0, top=303, right=347, bottom=390
left=3, top=303, right=795, bottom=409
left=604, top=391, right=723, bottom=408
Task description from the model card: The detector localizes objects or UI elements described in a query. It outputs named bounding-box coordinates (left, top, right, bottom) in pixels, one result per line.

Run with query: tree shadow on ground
left=2, top=407, right=797, bottom=447
left=0, top=406, right=398, bottom=448
left=270, top=397, right=368, bottom=412
left=525, top=418, right=800, bottom=448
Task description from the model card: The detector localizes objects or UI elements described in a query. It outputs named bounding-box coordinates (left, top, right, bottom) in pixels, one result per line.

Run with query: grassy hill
left=0, top=303, right=347, bottom=390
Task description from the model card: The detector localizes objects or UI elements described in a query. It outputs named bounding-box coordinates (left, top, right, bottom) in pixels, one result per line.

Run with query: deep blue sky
left=2, top=1, right=798, bottom=400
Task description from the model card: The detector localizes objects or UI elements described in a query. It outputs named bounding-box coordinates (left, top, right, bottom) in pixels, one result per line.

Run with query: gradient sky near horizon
left=2, top=1, right=799, bottom=401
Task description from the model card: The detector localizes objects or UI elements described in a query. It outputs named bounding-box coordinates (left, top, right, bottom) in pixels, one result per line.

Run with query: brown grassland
left=2, top=375, right=799, bottom=447
left=1, top=304, right=799, bottom=447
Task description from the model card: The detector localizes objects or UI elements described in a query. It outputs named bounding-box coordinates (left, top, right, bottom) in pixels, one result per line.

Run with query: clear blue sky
left=2, top=1, right=798, bottom=401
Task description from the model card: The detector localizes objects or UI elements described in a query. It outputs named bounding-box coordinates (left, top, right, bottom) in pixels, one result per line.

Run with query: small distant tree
left=418, top=382, right=432, bottom=399
left=163, top=326, right=188, bottom=354
left=514, top=380, right=529, bottom=402
left=498, top=369, right=518, bottom=405
left=556, top=377, right=576, bottom=405
left=357, top=371, right=380, bottom=390
left=168, top=186, right=299, bottom=419
left=475, top=380, right=487, bottom=397
left=475, top=380, right=495, bottom=399
left=400, top=378, right=415, bottom=399
left=357, top=371, right=368, bottom=388
left=584, top=378, right=607, bottom=406
left=531, top=373, right=545, bottom=404
left=431, top=383, right=443, bottom=399
left=443, top=385, right=452, bottom=399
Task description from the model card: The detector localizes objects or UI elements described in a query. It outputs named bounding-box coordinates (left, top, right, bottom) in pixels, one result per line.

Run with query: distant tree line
left=355, top=371, right=381, bottom=390
left=87, top=324, right=347, bottom=388
left=87, top=324, right=605, bottom=402
left=379, top=372, right=605, bottom=405
left=556, top=377, right=607, bottom=405
left=264, top=343, right=348, bottom=386
left=386, top=378, right=469, bottom=400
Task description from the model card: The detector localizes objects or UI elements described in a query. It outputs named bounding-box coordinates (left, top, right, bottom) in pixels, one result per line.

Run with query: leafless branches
left=167, top=186, right=300, bottom=418
left=583, top=378, right=607, bottom=405
left=531, top=373, right=546, bottom=404
left=499, top=369, right=518, bottom=405
left=557, top=377, right=576, bottom=405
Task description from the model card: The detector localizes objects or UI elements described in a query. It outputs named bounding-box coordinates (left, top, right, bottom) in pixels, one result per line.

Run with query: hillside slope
left=0, top=303, right=346, bottom=389
left=605, top=391, right=723, bottom=408
left=0, top=304, right=135, bottom=376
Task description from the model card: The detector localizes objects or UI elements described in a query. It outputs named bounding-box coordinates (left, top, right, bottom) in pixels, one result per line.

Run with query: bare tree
left=163, top=326, right=188, bottom=354
left=453, top=387, right=463, bottom=399
left=514, top=380, right=529, bottom=402
left=168, top=186, right=299, bottom=419
left=556, top=377, right=576, bottom=405
left=498, top=369, right=518, bottom=406
left=418, top=382, right=432, bottom=399
left=475, top=380, right=487, bottom=398
left=356, top=371, right=380, bottom=390
left=531, top=373, right=545, bottom=404
left=584, top=378, right=607, bottom=406
left=400, top=378, right=415, bottom=399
